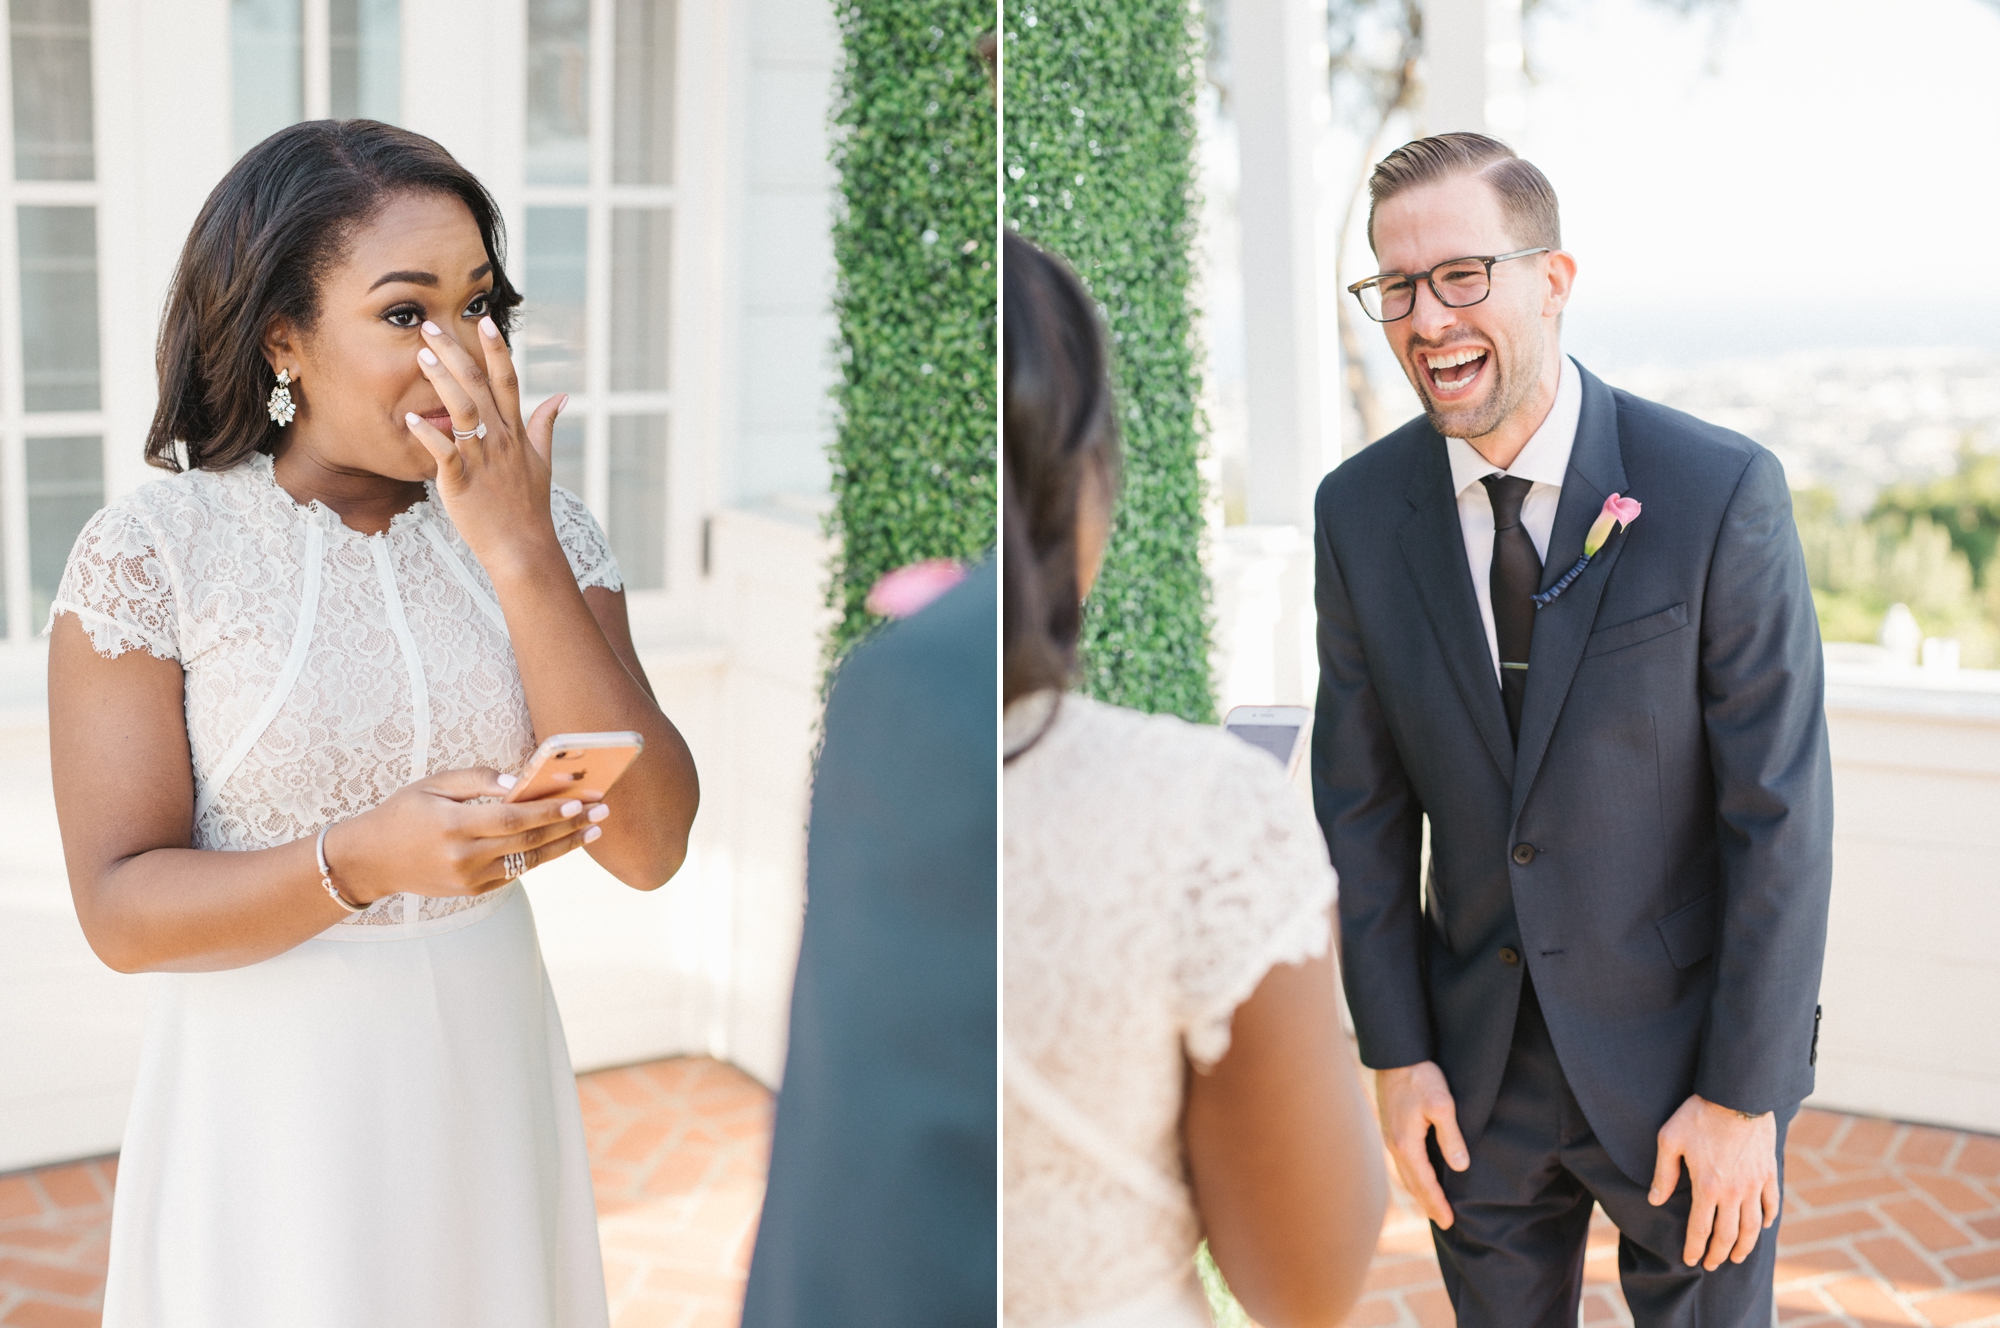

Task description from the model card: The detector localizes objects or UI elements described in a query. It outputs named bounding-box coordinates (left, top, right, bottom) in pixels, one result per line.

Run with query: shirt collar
left=1445, top=354, right=1582, bottom=497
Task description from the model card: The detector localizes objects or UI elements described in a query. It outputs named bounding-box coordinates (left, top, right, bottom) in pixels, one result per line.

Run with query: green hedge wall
left=1004, top=0, right=1214, bottom=722
left=824, top=2, right=999, bottom=668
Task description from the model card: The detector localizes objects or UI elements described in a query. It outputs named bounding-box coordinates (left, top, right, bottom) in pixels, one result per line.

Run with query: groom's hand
left=1376, top=1061, right=1469, bottom=1229
left=1649, top=1094, right=1781, bottom=1270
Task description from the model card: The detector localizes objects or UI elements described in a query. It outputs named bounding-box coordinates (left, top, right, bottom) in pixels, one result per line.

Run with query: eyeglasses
left=1347, top=248, right=1551, bottom=323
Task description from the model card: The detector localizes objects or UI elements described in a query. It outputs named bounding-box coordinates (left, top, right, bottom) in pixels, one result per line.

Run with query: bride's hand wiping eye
left=404, top=314, right=568, bottom=580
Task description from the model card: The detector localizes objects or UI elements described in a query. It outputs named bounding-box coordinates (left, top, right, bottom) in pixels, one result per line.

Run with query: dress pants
left=1426, top=976, right=1790, bottom=1328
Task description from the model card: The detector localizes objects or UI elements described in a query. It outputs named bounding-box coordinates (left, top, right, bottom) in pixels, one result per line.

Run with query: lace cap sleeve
left=550, top=485, right=624, bottom=593
left=1176, top=738, right=1337, bottom=1071
left=46, top=504, right=179, bottom=662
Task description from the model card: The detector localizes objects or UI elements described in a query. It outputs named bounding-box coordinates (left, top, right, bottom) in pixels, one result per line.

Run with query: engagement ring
left=503, top=850, right=527, bottom=879
left=452, top=421, right=487, bottom=441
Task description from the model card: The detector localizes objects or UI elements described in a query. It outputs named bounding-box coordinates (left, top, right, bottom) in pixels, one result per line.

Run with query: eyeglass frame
left=1346, top=247, right=1552, bottom=323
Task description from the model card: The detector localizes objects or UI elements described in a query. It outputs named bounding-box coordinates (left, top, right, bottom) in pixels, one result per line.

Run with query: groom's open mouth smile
left=1420, top=346, right=1489, bottom=399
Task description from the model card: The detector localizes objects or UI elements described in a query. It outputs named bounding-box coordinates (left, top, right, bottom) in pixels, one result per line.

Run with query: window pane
left=10, top=0, right=94, bottom=181
left=609, top=209, right=670, bottom=392
left=27, top=435, right=102, bottom=628
left=550, top=413, right=584, bottom=497
left=330, top=0, right=399, bottom=122
left=612, top=0, right=673, bottom=185
left=232, top=0, right=302, bottom=156
left=608, top=414, right=666, bottom=590
left=526, top=0, right=589, bottom=184
left=19, top=206, right=101, bottom=412
left=523, top=207, right=587, bottom=396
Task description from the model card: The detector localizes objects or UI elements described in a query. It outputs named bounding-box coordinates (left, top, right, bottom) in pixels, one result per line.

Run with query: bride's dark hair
left=1003, top=234, right=1121, bottom=707
left=146, top=119, right=524, bottom=472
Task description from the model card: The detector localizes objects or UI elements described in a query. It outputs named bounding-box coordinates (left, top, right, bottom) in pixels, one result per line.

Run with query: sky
left=1203, top=0, right=2000, bottom=481
left=1511, top=0, right=2000, bottom=366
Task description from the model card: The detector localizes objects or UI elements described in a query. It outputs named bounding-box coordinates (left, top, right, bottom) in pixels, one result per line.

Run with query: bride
left=47, top=119, right=698, bottom=1327
left=1002, top=232, right=1385, bottom=1327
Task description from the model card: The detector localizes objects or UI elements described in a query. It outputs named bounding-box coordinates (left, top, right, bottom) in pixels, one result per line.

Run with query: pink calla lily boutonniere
left=1532, top=493, right=1641, bottom=609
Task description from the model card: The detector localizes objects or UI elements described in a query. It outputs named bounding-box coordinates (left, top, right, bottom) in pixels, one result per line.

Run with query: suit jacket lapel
left=1511, top=364, right=1630, bottom=824
left=1397, top=434, right=1516, bottom=782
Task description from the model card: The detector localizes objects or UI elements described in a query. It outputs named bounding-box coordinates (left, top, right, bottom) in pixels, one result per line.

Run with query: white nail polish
left=497, top=773, right=517, bottom=788
left=422, top=321, right=441, bottom=335
left=418, top=347, right=438, bottom=366
left=561, top=800, right=583, bottom=817
left=480, top=316, right=498, bottom=337
left=587, top=804, right=609, bottom=823
left=405, top=412, right=421, bottom=426
left=583, top=825, right=602, bottom=844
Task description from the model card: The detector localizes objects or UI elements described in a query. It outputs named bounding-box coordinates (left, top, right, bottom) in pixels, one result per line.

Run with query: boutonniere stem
left=1532, top=493, right=1641, bottom=609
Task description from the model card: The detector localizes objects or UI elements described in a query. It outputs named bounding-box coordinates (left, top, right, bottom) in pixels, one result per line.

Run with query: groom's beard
left=1412, top=333, right=1544, bottom=443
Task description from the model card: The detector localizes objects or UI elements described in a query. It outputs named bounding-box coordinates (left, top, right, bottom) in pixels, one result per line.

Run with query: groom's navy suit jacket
left=1312, top=361, right=1833, bottom=1186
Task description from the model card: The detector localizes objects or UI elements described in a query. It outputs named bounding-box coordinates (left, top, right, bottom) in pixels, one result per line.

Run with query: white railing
left=1814, top=663, right=2000, bottom=1134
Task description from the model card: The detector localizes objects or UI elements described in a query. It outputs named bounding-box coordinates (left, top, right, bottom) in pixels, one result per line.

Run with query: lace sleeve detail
left=550, top=485, right=623, bottom=593
left=46, top=504, right=179, bottom=662
left=1176, top=747, right=1337, bottom=1071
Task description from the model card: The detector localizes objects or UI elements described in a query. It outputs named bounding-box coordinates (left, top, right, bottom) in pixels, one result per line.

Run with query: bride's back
left=1004, top=689, right=1337, bottom=1326
left=1001, top=232, right=1384, bottom=1328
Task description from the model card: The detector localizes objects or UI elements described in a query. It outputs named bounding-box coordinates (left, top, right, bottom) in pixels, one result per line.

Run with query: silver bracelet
left=315, top=822, right=366, bottom=913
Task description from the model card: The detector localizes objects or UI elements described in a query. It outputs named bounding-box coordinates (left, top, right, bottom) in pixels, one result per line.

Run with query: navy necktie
left=1480, top=475, right=1541, bottom=744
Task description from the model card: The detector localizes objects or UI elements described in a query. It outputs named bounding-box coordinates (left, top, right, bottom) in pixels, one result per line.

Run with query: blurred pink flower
left=865, top=559, right=966, bottom=618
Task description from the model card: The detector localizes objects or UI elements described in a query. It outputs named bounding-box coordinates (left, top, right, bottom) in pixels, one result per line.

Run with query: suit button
left=1512, top=843, right=1536, bottom=865
left=1499, top=947, right=1521, bottom=966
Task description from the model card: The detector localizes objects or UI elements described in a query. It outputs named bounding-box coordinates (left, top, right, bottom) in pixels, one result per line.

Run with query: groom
left=1312, top=133, right=1832, bottom=1327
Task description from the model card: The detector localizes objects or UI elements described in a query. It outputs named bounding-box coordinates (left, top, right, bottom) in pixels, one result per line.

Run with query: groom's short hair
left=1367, top=133, right=1561, bottom=254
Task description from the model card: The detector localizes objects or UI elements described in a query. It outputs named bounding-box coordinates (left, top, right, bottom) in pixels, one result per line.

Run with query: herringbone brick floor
left=6, top=1062, right=1996, bottom=1327
left=1348, top=1108, right=2000, bottom=1327
left=0, top=1056, right=773, bottom=1328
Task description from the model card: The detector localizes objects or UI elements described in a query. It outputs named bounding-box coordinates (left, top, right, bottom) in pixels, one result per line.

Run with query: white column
left=98, top=0, right=234, bottom=502
left=302, top=0, right=331, bottom=120
left=1420, top=0, right=1524, bottom=140
left=1232, top=0, right=1331, bottom=530
left=400, top=0, right=525, bottom=190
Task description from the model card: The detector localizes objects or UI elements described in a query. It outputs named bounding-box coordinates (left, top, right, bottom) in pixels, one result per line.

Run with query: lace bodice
left=1002, top=692, right=1336, bottom=1327
left=51, top=453, right=621, bottom=927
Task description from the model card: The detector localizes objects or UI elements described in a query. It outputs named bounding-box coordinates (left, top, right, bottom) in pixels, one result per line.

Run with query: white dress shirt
left=1445, top=355, right=1583, bottom=685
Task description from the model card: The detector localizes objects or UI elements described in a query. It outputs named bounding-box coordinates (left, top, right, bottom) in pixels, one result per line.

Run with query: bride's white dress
left=52, top=453, right=616, bottom=1327
left=1003, top=691, right=1337, bottom=1328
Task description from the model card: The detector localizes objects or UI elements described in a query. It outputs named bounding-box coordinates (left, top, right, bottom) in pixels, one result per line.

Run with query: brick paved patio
left=0, top=1056, right=773, bottom=1328
left=1349, top=1107, right=2000, bottom=1328
left=7, top=1058, right=1997, bottom=1327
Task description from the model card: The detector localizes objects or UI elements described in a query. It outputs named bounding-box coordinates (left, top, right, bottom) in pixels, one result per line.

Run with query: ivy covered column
left=1004, top=0, right=1214, bottom=722
left=823, top=2, right=1000, bottom=667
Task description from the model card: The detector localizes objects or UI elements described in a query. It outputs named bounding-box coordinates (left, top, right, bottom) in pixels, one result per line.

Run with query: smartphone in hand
left=1222, top=705, right=1312, bottom=779
left=505, top=731, right=645, bottom=803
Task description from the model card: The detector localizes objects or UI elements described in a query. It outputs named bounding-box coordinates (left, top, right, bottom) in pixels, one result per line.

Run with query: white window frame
left=520, top=0, right=678, bottom=607
left=0, top=9, right=107, bottom=644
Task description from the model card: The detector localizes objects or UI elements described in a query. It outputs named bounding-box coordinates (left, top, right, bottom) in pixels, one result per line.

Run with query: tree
left=1794, top=452, right=2000, bottom=667
left=1870, top=439, right=2000, bottom=588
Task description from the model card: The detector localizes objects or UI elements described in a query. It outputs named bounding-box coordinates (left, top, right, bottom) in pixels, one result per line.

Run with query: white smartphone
left=1222, top=705, right=1312, bottom=779
left=504, top=731, right=645, bottom=804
